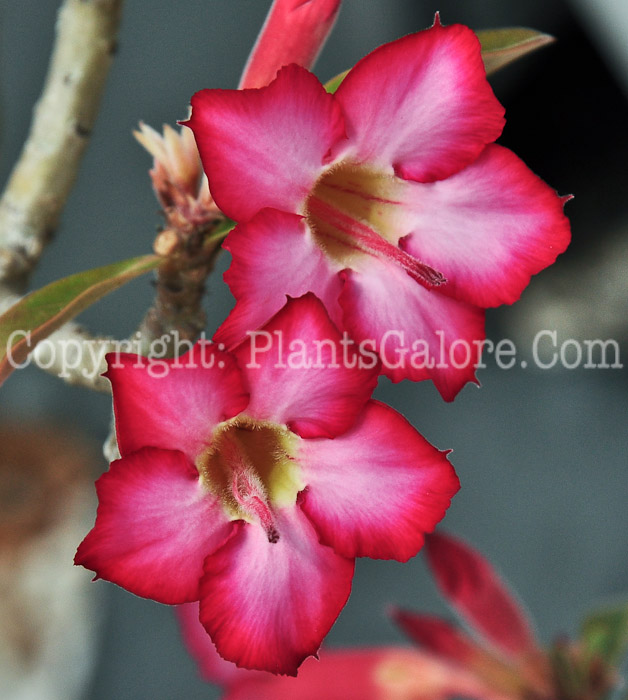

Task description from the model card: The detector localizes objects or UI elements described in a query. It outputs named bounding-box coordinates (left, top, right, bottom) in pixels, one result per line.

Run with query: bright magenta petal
left=426, top=532, right=539, bottom=658
left=187, top=65, right=346, bottom=221
left=399, top=144, right=572, bottom=307
left=334, top=20, right=504, bottom=182
left=239, top=0, right=341, bottom=89
left=199, top=508, right=354, bottom=675
left=339, top=262, right=485, bottom=400
left=299, top=400, right=458, bottom=560
left=215, top=209, right=343, bottom=350
left=105, top=343, right=248, bottom=460
left=391, top=609, right=536, bottom=700
left=177, top=603, right=264, bottom=686
left=234, top=294, right=379, bottom=438
left=75, top=448, right=235, bottom=604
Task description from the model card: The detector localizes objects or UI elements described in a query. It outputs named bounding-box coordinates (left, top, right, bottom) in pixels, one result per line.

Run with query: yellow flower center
left=197, top=416, right=304, bottom=542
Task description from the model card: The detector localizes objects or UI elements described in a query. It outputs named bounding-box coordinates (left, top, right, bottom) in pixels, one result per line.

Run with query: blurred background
left=0, top=0, right=626, bottom=698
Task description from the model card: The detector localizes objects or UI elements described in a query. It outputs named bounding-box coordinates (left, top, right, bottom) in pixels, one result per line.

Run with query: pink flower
left=403, top=533, right=626, bottom=698
left=185, top=16, right=571, bottom=400
left=75, top=295, right=458, bottom=675
left=239, top=0, right=342, bottom=89
left=177, top=602, right=508, bottom=700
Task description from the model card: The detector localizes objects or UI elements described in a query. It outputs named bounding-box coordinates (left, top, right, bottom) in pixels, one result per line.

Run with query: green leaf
left=580, top=602, right=628, bottom=667
left=476, top=27, right=555, bottom=75
left=0, top=254, right=160, bottom=386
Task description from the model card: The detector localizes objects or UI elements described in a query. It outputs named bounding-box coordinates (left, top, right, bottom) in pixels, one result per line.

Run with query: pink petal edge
left=199, top=508, right=355, bottom=675
left=339, top=262, right=485, bottom=400
left=299, top=400, right=459, bottom=560
left=187, top=65, right=346, bottom=221
left=398, top=144, right=572, bottom=308
left=425, top=532, right=539, bottom=657
left=105, top=343, right=248, bottom=461
left=75, top=448, right=235, bottom=605
left=234, top=293, right=379, bottom=439
left=333, top=18, right=505, bottom=182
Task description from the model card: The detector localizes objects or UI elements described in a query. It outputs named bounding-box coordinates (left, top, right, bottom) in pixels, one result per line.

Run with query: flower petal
left=177, top=603, right=264, bottom=686
left=215, top=209, right=343, bottom=350
left=334, top=19, right=504, bottom=182
left=338, top=262, right=485, bottom=400
left=234, top=294, right=379, bottom=439
left=180, top=600, right=507, bottom=700
left=75, top=448, right=235, bottom=604
left=399, top=144, right=572, bottom=307
left=239, top=0, right=341, bottom=89
left=391, top=609, right=480, bottom=665
left=391, top=609, right=539, bottom=700
left=299, top=400, right=458, bottom=560
left=178, top=605, right=415, bottom=700
left=105, top=343, right=248, bottom=460
left=199, top=508, right=354, bottom=675
left=187, top=64, right=346, bottom=221
left=425, top=532, right=539, bottom=657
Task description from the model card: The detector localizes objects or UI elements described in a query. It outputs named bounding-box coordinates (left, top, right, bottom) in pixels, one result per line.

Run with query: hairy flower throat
left=197, top=417, right=304, bottom=542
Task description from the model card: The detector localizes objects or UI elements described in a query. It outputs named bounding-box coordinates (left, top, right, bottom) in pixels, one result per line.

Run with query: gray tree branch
left=0, top=0, right=124, bottom=295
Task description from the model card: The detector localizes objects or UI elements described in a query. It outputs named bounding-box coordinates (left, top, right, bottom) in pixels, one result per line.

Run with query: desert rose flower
left=75, top=295, right=458, bottom=675
left=392, top=533, right=622, bottom=699
left=186, top=16, right=571, bottom=400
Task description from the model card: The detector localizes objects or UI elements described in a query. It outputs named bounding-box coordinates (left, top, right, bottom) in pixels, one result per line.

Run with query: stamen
left=307, top=196, right=447, bottom=290
left=318, top=178, right=402, bottom=206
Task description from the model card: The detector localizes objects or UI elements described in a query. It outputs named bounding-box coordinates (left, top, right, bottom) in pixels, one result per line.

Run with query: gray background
left=1, top=0, right=627, bottom=698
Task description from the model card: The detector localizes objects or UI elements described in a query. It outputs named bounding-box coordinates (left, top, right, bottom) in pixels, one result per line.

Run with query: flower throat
left=305, top=162, right=446, bottom=289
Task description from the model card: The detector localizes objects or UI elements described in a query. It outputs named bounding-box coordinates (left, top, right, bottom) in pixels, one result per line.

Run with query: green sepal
left=476, top=27, right=555, bottom=75
left=324, top=69, right=349, bottom=94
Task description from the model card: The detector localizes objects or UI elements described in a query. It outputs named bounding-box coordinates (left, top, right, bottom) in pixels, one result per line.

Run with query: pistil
left=307, top=195, right=446, bottom=289
left=221, top=431, right=280, bottom=543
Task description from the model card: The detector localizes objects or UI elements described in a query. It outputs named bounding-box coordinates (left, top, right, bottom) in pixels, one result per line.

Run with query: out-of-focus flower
left=392, top=532, right=623, bottom=700
left=177, top=601, right=510, bottom=700
left=75, top=294, right=458, bottom=675
left=186, top=16, right=571, bottom=400
left=239, top=0, right=342, bottom=89
left=134, top=122, right=219, bottom=235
